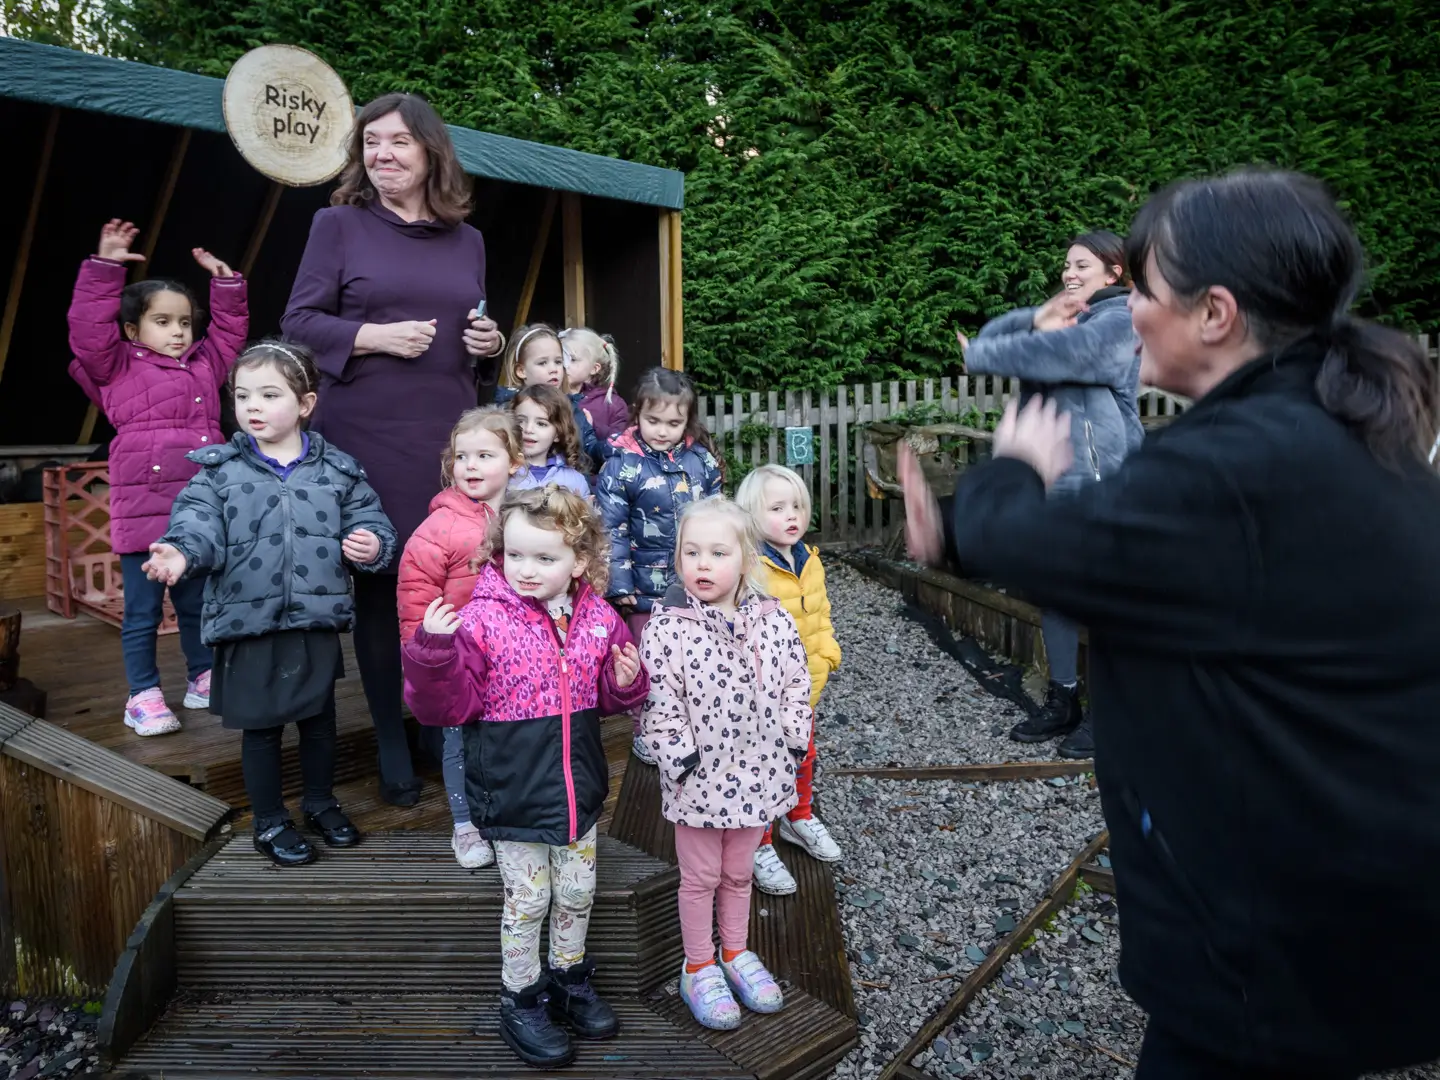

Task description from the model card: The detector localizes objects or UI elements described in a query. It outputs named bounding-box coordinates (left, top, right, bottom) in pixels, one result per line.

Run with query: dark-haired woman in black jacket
left=903, top=169, right=1440, bottom=1078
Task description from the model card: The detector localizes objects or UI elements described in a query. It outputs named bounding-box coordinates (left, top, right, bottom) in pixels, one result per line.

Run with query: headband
left=242, top=342, right=311, bottom=389
left=513, top=326, right=553, bottom=360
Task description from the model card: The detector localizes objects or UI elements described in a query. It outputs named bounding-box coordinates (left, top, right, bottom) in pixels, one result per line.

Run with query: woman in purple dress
left=282, top=93, right=504, bottom=805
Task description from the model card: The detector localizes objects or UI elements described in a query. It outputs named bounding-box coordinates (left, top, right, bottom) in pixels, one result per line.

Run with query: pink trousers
left=673, top=823, right=765, bottom=965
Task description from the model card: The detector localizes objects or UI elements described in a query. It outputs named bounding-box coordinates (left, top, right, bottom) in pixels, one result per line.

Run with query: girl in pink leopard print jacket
left=639, top=497, right=812, bottom=1032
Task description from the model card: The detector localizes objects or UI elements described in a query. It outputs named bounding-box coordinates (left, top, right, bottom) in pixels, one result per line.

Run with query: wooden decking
left=15, top=598, right=632, bottom=835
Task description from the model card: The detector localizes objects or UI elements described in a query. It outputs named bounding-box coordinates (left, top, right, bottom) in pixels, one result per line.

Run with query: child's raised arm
left=67, top=221, right=143, bottom=392
left=191, top=248, right=249, bottom=386
left=403, top=599, right=487, bottom=727
left=638, top=616, right=700, bottom=783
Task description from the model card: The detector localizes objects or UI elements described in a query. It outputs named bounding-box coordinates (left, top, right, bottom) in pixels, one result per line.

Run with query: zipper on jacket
left=278, top=480, right=294, bottom=617
left=541, top=610, right=578, bottom=843
left=1084, top=419, right=1102, bottom=481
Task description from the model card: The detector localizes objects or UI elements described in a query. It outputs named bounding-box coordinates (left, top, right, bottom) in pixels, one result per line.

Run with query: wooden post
left=0, top=608, right=18, bottom=692
left=667, top=211, right=684, bottom=371
left=80, top=126, right=192, bottom=442
left=658, top=210, right=671, bottom=367
left=562, top=192, right=585, bottom=329
left=515, top=191, right=558, bottom=328
left=239, top=181, right=284, bottom=278
left=0, top=107, right=60, bottom=391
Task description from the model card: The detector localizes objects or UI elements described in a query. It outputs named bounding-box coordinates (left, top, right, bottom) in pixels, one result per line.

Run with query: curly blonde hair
left=484, top=485, right=610, bottom=596
left=440, top=406, right=523, bottom=488
left=675, top=497, right=770, bottom=602
left=559, top=326, right=619, bottom=398
left=499, top=322, right=566, bottom=391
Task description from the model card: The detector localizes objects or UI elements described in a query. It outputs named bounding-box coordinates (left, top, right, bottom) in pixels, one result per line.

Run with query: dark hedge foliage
left=84, top=0, right=1440, bottom=390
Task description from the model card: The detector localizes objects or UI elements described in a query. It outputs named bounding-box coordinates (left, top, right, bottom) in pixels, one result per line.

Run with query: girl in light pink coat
left=67, top=218, right=248, bottom=736
left=640, top=498, right=812, bottom=1032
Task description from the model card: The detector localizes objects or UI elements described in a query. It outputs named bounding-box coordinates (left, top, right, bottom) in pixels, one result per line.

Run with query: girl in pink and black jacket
left=67, top=218, right=248, bottom=737
left=402, top=485, right=648, bottom=1070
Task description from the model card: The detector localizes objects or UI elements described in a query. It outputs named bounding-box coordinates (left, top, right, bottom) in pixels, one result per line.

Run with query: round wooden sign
left=222, top=45, right=354, bottom=187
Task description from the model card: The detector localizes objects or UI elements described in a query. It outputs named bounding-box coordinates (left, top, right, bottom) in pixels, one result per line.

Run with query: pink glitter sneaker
left=123, top=688, right=181, bottom=736
left=183, top=669, right=211, bottom=710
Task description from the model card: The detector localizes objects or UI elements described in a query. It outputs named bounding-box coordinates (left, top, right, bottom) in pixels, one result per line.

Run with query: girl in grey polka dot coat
left=162, top=430, right=396, bottom=646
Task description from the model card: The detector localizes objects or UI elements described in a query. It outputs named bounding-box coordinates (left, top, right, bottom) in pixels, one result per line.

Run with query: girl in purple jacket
left=67, top=218, right=248, bottom=737
left=402, top=485, right=648, bottom=1069
left=559, top=327, right=630, bottom=445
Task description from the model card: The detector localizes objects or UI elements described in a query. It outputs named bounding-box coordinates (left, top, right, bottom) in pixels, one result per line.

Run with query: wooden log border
left=876, top=829, right=1111, bottom=1080
left=830, top=760, right=1093, bottom=782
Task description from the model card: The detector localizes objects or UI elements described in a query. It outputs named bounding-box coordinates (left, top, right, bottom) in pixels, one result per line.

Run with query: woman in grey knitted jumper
left=960, top=232, right=1142, bottom=757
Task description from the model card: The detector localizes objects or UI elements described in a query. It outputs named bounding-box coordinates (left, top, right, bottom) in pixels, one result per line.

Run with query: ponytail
left=1314, top=318, right=1438, bottom=468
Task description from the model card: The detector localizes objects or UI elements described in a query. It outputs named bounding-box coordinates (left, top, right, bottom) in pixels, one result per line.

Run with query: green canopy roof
left=0, top=35, right=685, bottom=209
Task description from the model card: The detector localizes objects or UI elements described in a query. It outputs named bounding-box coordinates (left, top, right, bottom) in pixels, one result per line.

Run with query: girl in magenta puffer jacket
left=402, top=485, right=648, bottom=1069
left=67, top=218, right=249, bottom=737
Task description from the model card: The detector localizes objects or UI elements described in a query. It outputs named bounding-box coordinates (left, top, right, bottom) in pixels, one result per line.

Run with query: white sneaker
left=451, top=824, right=494, bottom=869
left=752, top=843, right=797, bottom=895
left=778, top=816, right=843, bottom=862
left=631, top=734, right=657, bottom=765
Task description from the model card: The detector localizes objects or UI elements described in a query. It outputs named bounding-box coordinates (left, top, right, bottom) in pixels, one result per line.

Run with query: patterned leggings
left=495, top=825, right=598, bottom=991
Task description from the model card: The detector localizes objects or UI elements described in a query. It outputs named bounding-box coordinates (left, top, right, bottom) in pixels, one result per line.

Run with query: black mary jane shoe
left=379, top=777, right=423, bottom=807
left=305, top=806, right=362, bottom=848
left=254, top=821, right=317, bottom=867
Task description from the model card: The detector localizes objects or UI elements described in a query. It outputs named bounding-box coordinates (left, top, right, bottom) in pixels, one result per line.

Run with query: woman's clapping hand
left=1033, top=291, right=1089, bottom=332
left=994, top=397, right=1074, bottom=488
left=898, top=443, right=945, bottom=567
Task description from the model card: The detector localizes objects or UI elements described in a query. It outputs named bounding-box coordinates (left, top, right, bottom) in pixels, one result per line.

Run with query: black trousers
left=351, top=572, right=416, bottom=786
left=241, top=709, right=339, bottom=832
left=1137, top=1024, right=1358, bottom=1080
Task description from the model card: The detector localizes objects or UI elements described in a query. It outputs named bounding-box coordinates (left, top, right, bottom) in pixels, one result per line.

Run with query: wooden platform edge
left=876, top=828, right=1111, bottom=1080
left=0, top=703, right=232, bottom=841
left=1080, top=862, right=1116, bottom=896
left=830, top=760, right=1093, bottom=782
left=98, top=836, right=227, bottom=1065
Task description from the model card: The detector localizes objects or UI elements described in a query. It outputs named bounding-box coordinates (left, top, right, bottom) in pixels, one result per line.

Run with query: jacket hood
left=1088, top=285, right=1131, bottom=305
left=428, top=486, right=494, bottom=519
left=654, top=580, right=781, bottom=622
left=612, top=426, right=694, bottom=458
left=185, top=430, right=362, bottom=478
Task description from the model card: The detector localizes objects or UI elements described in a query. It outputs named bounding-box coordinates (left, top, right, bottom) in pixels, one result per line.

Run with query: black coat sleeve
left=948, top=445, right=1258, bottom=652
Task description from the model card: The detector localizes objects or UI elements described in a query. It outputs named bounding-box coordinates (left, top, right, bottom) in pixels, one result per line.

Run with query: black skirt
left=210, top=629, right=344, bottom=730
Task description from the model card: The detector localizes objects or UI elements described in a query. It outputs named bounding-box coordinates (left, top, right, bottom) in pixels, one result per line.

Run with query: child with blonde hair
left=403, top=485, right=649, bottom=1068
left=735, top=464, right=844, bottom=895
left=396, top=406, right=523, bottom=868
left=560, top=327, right=629, bottom=444
left=494, top=322, right=606, bottom=463
left=641, top=496, right=812, bottom=1030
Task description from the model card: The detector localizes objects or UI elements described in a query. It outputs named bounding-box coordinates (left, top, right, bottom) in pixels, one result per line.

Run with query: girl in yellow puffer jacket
left=736, top=465, right=844, bottom=895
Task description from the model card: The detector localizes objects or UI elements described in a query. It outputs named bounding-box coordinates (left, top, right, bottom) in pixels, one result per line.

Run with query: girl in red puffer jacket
left=396, top=406, right=522, bottom=868
left=67, top=218, right=248, bottom=737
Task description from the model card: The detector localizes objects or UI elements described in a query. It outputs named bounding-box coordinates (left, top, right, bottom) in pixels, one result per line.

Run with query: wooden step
left=172, top=832, right=681, bottom=996
left=116, top=993, right=752, bottom=1079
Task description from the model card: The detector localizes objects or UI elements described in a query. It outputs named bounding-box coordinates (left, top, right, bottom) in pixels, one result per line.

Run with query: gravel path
left=820, top=561, right=1055, bottom=767
left=822, top=774, right=1105, bottom=1080
left=1, top=1001, right=100, bottom=1079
